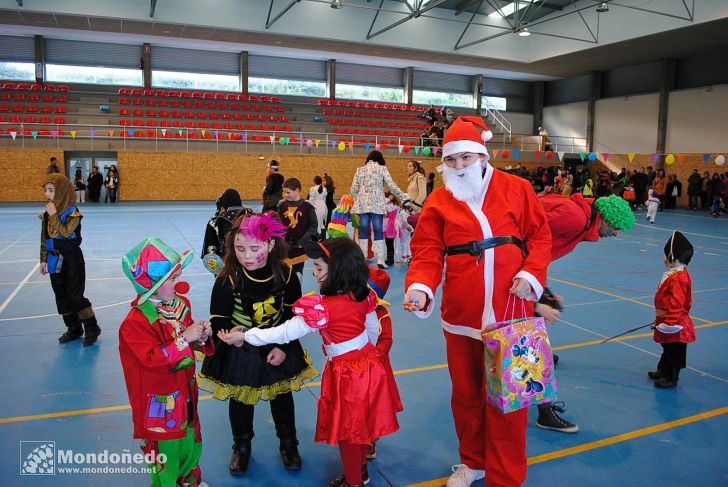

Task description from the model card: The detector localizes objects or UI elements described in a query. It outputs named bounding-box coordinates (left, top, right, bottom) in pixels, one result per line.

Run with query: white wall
left=504, top=112, right=534, bottom=135
left=594, top=93, right=659, bottom=154
left=666, top=84, right=728, bottom=153
left=543, top=101, right=587, bottom=152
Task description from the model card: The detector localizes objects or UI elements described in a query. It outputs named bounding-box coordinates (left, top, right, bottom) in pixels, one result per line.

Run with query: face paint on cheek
left=256, top=253, right=267, bottom=264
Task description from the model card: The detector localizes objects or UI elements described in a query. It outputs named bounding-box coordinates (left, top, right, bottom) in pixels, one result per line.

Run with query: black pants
left=658, top=342, right=687, bottom=371
left=49, top=249, right=92, bottom=315
left=666, top=195, right=677, bottom=209
left=229, top=392, right=297, bottom=440
left=688, top=193, right=699, bottom=209
left=385, top=238, right=395, bottom=265
left=700, top=191, right=708, bottom=209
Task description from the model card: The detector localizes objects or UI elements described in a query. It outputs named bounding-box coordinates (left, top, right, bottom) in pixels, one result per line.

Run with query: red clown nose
left=174, top=281, right=190, bottom=294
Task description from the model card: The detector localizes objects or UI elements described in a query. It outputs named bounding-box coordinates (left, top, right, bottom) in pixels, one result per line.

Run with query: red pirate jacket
left=405, top=165, right=551, bottom=340
left=653, top=268, right=695, bottom=344
left=119, top=296, right=215, bottom=441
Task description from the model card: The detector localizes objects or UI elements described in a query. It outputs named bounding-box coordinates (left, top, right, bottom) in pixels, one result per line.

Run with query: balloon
left=279, top=137, right=286, bottom=145
left=501, top=150, right=509, bottom=159
left=716, top=155, right=726, bottom=166
left=403, top=145, right=410, bottom=153
left=423, top=147, right=431, bottom=156
left=665, top=154, right=675, bottom=165
left=306, top=139, right=314, bottom=148
left=545, top=151, right=553, bottom=160
left=337, top=141, right=346, bottom=151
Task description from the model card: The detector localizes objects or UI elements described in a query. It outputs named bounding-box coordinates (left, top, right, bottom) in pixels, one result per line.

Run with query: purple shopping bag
left=481, top=299, right=558, bottom=414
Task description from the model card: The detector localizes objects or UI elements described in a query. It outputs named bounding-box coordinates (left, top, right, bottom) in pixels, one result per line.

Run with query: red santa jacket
left=538, top=193, right=600, bottom=261
left=119, top=296, right=215, bottom=441
left=653, top=268, right=695, bottom=344
left=405, top=165, right=551, bottom=340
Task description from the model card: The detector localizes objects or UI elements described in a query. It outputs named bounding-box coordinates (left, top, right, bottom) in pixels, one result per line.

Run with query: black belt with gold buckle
left=445, top=236, right=527, bottom=264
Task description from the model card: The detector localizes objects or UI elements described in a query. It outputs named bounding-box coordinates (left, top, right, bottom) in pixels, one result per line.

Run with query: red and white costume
left=244, top=291, right=402, bottom=445
left=653, top=267, right=695, bottom=344
left=406, top=166, right=551, bottom=486
left=405, top=116, right=551, bottom=487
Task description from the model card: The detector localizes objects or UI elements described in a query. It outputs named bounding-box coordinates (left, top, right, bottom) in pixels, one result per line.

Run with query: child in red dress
left=649, top=230, right=695, bottom=388
left=218, top=238, right=402, bottom=487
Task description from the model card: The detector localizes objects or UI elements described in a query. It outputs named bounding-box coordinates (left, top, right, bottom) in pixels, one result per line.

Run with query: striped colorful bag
left=481, top=298, right=558, bottom=413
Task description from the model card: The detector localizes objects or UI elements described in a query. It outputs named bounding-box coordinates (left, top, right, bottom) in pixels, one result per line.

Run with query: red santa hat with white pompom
left=441, top=115, right=493, bottom=161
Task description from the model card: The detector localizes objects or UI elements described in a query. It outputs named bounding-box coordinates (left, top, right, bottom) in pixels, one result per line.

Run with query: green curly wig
left=594, top=195, right=635, bottom=231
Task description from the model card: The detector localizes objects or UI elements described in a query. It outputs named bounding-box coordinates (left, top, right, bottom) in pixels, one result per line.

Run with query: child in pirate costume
left=201, top=188, right=251, bottom=275
left=40, top=173, right=101, bottom=345
left=198, top=212, right=318, bottom=475
left=649, top=230, right=695, bottom=388
left=277, top=178, right=318, bottom=275
left=119, top=238, right=214, bottom=487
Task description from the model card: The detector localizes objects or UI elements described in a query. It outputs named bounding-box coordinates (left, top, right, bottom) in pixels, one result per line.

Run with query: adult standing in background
left=652, top=169, right=667, bottom=211
left=665, top=175, right=682, bottom=210
left=73, top=169, right=86, bottom=203
left=47, top=156, right=60, bottom=174
left=263, top=160, right=285, bottom=211
left=104, top=167, right=119, bottom=203
left=426, top=172, right=435, bottom=196
left=687, top=169, right=702, bottom=210
left=350, top=150, right=410, bottom=269
left=405, top=160, right=427, bottom=213
left=322, top=174, right=336, bottom=228
left=87, top=166, right=103, bottom=203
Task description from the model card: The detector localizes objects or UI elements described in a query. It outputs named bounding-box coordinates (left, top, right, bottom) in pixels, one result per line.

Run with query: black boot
left=654, top=367, right=679, bottom=388
left=648, top=356, right=667, bottom=380
left=229, top=435, right=253, bottom=475
left=82, top=316, right=101, bottom=346
left=59, top=313, right=83, bottom=343
left=279, top=437, right=301, bottom=470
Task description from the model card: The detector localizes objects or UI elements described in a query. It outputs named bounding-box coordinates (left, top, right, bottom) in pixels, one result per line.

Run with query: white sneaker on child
left=446, top=464, right=485, bottom=487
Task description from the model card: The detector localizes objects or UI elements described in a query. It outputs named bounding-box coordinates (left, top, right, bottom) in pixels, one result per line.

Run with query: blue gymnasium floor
left=0, top=201, right=726, bottom=487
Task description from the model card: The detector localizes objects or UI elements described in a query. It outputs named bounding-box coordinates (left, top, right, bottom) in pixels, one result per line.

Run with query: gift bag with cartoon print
left=481, top=299, right=558, bottom=414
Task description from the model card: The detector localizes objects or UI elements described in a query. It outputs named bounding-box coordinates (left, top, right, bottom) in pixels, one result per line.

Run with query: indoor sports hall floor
left=0, top=201, right=726, bottom=487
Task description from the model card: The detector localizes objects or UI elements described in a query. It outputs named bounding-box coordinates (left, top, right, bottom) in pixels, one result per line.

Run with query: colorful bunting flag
left=108, top=129, right=114, bottom=137
left=628, top=153, right=636, bottom=163
left=651, top=153, right=659, bottom=163
left=90, top=129, right=96, bottom=138
left=414, top=146, right=420, bottom=155
left=603, top=152, right=609, bottom=162
left=70, top=130, right=77, bottom=139
left=432, top=147, right=439, bottom=156
left=535, top=150, right=541, bottom=158
left=10, top=131, right=17, bottom=140
left=315, top=139, right=320, bottom=148
left=703, top=154, right=711, bottom=163
left=513, top=149, right=520, bottom=159
left=492, top=148, right=499, bottom=158
left=31, top=131, right=38, bottom=140
left=579, top=152, right=587, bottom=162
left=398, top=145, right=404, bottom=154
left=161, top=129, right=167, bottom=137
left=677, top=154, right=685, bottom=163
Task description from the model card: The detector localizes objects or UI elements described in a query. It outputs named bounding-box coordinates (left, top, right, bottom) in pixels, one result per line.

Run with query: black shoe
left=229, top=438, right=252, bottom=475
left=279, top=438, right=301, bottom=470
left=647, top=370, right=662, bottom=380
left=82, top=318, right=101, bottom=346
left=58, top=328, right=83, bottom=343
left=654, top=368, right=679, bottom=388
left=536, top=402, right=579, bottom=433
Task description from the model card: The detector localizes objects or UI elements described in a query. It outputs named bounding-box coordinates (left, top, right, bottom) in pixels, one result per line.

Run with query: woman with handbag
left=73, top=169, right=86, bottom=203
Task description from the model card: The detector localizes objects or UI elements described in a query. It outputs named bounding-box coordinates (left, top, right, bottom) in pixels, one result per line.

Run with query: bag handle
left=502, top=294, right=528, bottom=322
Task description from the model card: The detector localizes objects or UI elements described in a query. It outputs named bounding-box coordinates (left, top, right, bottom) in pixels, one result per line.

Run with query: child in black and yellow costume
left=40, top=173, right=101, bottom=345
left=198, top=212, right=318, bottom=476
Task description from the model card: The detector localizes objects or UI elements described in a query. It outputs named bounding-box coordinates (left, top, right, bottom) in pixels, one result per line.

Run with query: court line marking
left=0, top=299, right=132, bottom=322
left=3, top=318, right=727, bottom=424
left=0, top=263, right=39, bottom=316
left=633, top=223, right=728, bottom=239
left=0, top=227, right=35, bottom=257
left=549, top=277, right=713, bottom=324
left=405, top=405, right=728, bottom=487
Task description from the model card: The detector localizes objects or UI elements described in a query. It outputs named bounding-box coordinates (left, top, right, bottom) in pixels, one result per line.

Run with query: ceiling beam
left=149, top=0, right=156, bottom=18
left=266, top=0, right=302, bottom=29
left=367, top=0, right=448, bottom=39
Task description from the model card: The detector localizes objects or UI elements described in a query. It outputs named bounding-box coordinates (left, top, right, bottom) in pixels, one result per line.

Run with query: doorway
left=64, top=151, right=119, bottom=202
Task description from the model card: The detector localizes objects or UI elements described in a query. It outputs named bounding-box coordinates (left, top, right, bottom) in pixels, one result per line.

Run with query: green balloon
left=423, top=147, right=431, bottom=156
left=279, top=137, right=286, bottom=145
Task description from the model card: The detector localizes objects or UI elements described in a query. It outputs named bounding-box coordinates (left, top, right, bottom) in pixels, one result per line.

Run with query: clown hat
left=367, top=266, right=391, bottom=306
left=441, top=115, right=493, bottom=159
left=122, top=237, right=193, bottom=305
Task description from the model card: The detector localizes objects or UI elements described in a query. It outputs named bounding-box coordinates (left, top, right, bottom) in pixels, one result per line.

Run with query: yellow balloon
left=665, top=154, right=675, bottom=165
left=337, top=141, right=346, bottom=151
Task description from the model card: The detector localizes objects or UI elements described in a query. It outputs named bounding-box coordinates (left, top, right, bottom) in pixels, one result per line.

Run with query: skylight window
left=406, top=0, right=436, bottom=10
left=488, top=1, right=535, bottom=18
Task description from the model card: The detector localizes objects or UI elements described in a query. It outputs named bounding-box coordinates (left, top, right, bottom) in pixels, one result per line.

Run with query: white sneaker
left=446, top=464, right=485, bottom=487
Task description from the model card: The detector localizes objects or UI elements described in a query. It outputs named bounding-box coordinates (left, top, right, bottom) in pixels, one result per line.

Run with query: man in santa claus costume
left=404, top=116, right=552, bottom=487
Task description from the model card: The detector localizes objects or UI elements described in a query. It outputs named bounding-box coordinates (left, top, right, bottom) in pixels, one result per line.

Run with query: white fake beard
left=441, top=161, right=484, bottom=203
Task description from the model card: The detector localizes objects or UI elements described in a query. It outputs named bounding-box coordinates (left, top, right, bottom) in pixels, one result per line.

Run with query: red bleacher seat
left=133, top=120, right=144, bottom=127
left=16, top=83, right=30, bottom=90
left=155, top=89, right=166, bottom=97
left=214, top=93, right=225, bottom=100
left=271, top=96, right=281, bottom=103
left=167, top=90, right=178, bottom=97
left=184, top=111, right=194, bottom=118
left=157, top=99, right=167, bottom=107
left=196, top=111, right=206, bottom=119
left=56, top=95, right=67, bottom=102
left=223, top=122, right=233, bottom=130
left=2, top=82, right=16, bottom=90
left=179, top=91, right=190, bottom=98
left=225, top=93, right=237, bottom=101
left=11, top=104, right=23, bottom=112
left=39, top=116, right=51, bottom=124
left=158, top=110, right=169, bottom=117
left=0, top=93, right=9, bottom=100
left=186, top=121, right=197, bottom=129
left=23, top=115, right=36, bottom=123
left=119, top=119, right=130, bottom=126
left=118, top=88, right=129, bottom=95
left=171, top=110, right=182, bottom=118
left=9, top=115, right=21, bottom=123
left=146, top=109, right=156, bottom=117
left=119, top=98, right=130, bottom=105
left=146, top=120, right=157, bottom=127
left=56, top=85, right=69, bottom=92
left=211, top=122, right=221, bottom=129
left=204, top=92, right=215, bottom=100
left=14, top=93, right=26, bottom=101
left=173, top=121, right=183, bottom=128
left=143, top=89, right=154, bottom=96
left=40, top=105, right=51, bottom=113
left=169, top=100, right=180, bottom=107
left=249, top=95, right=259, bottom=102
left=198, top=121, right=209, bottom=129
left=209, top=112, right=218, bottom=120
left=132, top=98, right=143, bottom=105
left=132, top=109, right=143, bottom=117
left=26, top=105, right=39, bottom=113
left=160, top=120, right=170, bottom=127
left=28, top=94, right=40, bottom=101
left=53, top=117, right=65, bottom=124
left=235, top=123, right=245, bottom=130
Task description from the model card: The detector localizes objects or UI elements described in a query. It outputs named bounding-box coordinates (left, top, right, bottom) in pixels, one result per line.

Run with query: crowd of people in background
left=504, top=163, right=728, bottom=217
left=50, top=156, right=120, bottom=204
left=419, top=104, right=456, bottom=147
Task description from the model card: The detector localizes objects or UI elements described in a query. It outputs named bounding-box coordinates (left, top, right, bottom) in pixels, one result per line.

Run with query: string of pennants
left=2, top=128, right=726, bottom=166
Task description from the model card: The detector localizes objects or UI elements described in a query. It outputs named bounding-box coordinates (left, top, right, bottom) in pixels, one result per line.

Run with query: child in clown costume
left=649, top=230, right=695, bottom=388
left=40, top=173, right=101, bottom=345
left=218, top=238, right=402, bottom=487
left=119, top=238, right=215, bottom=487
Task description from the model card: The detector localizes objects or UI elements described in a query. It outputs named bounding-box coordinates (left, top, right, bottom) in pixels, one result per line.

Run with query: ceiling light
left=596, top=2, right=609, bottom=13
left=330, top=0, right=343, bottom=9
left=517, top=27, right=531, bottom=37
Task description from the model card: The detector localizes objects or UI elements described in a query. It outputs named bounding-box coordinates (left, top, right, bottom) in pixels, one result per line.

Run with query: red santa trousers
left=445, top=331, right=528, bottom=487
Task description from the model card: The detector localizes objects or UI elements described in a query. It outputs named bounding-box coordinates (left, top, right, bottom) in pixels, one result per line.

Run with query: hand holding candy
left=403, top=290, right=426, bottom=312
